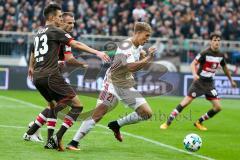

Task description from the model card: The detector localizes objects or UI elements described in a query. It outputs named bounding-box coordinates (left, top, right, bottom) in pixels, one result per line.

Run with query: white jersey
left=98, top=38, right=147, bottom=110
left=104, top=38, right=143, bottom=88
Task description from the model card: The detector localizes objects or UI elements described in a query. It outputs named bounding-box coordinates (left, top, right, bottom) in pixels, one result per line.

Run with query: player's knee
left=92, top=106, right=108, bottom=122
left=136, top=105, right=152, bottom=120
left=214, top=105, right=222, bottom=112
left=93, top=115, right=103, bottom=123
left=92, top=111, right=105, bottom=122
left=140, top=109, right=152, bottom=120
left=146, top=110, right=153, bottom=119
left=71, top=96, right=82, bottom=107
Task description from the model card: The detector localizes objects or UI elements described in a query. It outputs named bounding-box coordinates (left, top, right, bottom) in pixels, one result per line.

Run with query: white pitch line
left=0, top=124, right=110, bottom=135
left=0, top=95, right=215, bottom=160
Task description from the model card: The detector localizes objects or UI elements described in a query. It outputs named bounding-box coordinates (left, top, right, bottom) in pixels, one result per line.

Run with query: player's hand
left=231, top=80, right=237, bottom=88
left=78, top=62, right=88, bottom=68
left=193, top=74, right=200, bottom=81
left=96, top=51, right=110, bottom=62
left=82, top=64, right=88, bottom=68
left=148, top=47, right=156, bottom=58
left=28, top=67, right=33, bottom=81
left=140, top=50, right=147, bottom=59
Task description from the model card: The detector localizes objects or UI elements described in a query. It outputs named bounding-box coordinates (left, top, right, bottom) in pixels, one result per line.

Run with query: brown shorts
left=187, top=79, right=219, bottom=100
left=33, top=73, right=76, bottom=103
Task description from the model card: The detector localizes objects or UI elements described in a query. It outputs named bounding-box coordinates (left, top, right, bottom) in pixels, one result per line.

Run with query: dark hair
left=43, top=3, right=62, bottom=19
left=210, top=32, right=221, bottom=40
left=62, top=12, right=74, bottom=18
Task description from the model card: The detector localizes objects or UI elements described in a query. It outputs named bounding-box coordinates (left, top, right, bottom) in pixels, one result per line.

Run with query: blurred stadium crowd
left=1, top=0, right=240, bottom=41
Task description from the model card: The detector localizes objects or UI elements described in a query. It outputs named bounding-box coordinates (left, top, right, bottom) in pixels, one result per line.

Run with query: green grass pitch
left=0, top=90, right=239, bottom=160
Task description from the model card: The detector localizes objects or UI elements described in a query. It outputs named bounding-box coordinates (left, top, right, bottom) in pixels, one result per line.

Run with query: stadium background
left=0, top=0, right=240, bottom=160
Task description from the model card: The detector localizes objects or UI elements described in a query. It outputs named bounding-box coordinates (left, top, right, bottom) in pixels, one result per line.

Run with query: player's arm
left=69, top=40, right=110, bottom=62
left=28, top=50, right=35, bottom=80
left=126, top=47, right=155, bottom=72
left=191, top=59, right=200, bottom=81
left=53, top=28, right=110, bottom=62
left=140, top=50, right=147, bottom=60
left=64, top=54, right=88, bottom=68
left=222, top=65, right=237, bottom=88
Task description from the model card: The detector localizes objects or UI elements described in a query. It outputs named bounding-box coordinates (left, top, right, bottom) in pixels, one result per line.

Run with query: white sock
left=73, top=118, right=96, bottom=142
left=117, top=112, right=144, bottom=127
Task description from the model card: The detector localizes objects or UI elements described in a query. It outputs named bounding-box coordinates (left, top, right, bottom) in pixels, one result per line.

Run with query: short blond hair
left=134, top=22, right=152, bottom=33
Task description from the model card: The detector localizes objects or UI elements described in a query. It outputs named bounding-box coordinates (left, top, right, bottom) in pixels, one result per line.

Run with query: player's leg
left=44, top=74, right=82, bottom=151
left=194, top=85, right=220, bottom=131
left=46, top=95, right=82, bottom=151
left=108, top=87, right=151, bottom=141
left=23, top=107, right=49, bottom=142
left=108, top=102, right=152, bottom=142
left=194, top=99, right=221, bottom=131
left=160, top=80, right=203, bottom=129
left=67, top=103, right=109, bottom=150
left=67, top=91, right=118, bottom=150
left=26, top=107, right=49, bottom=134
left=160, top=96, right=193, bottom=129
left=23, top=78, right=55, bottom=142
left=55, top=96, right=83, bottom=142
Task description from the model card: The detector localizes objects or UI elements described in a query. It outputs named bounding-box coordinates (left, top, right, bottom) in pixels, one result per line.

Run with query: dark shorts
left=187, top=79, right=219, bottom=100
left=33, top=73, right=76, bottom=103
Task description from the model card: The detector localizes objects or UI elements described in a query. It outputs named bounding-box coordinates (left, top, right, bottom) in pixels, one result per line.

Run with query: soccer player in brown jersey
left=58, top=12, right=88, bottom=68
left=160, top=33, right=237, bottom=131
left=23, top=4, right=109, bottom=151
left=66, top=22, right=156, bottom=150
left=24, top=12, right=87, bottom=143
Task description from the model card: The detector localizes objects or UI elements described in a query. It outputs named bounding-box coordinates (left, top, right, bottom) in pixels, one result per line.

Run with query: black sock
left=198, top=109, right=220, bottom=123
left=167, top=104, right=184, bottom=125
left=56, top=106, right=83, bottom=140
left=47, top=108, right=57, bottom=140
left=176, top=104, right=184, bottom=112
left=56, top=126, right=68, bottom=140
left=27, top=123, right=40, bottom=135
left=69, top=140, right=79, bottom=147
left=27, top=108, right=49, bottom=135
left=47, top=129, right=54, bottom=141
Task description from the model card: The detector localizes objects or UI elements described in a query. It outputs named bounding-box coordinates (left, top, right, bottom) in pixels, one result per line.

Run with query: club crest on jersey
left=211, top=63, right=218, bottom=69
left=65, top=33, right=72, bottom=38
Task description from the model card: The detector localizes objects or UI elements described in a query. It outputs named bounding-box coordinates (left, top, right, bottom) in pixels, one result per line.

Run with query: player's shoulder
left=199, top=47, right=210, bottom=55
left=215, top=50, right=225, bottom=57
left=48, top=25, right=66, bottom=33
left=35, top=26, right=49, bottom=35
left=119, top=38, right=133, bottom=50
left=116, top=38, right=132, bottom=54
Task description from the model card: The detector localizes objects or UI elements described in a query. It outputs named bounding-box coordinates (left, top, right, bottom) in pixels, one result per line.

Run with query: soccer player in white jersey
left=67, top=22, right=156, bottom=150
left=160, top=32, right=237, bottom=131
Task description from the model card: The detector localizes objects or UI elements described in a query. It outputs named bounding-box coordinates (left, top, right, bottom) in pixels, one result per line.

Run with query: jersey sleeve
left=51, top=28, right=74, bottom=46
left=195, top=52, right=205, bottom=63
left=114, top=46, right=133, bottom=66
left=63, top=45, right=72, bottom=54
left=220, top=56, right=226, bottom=67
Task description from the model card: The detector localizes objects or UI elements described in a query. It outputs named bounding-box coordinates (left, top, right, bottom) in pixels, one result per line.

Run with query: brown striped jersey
left=195, top=47, right=226, bottom=81
left=33, top=25, right=73, bottom=78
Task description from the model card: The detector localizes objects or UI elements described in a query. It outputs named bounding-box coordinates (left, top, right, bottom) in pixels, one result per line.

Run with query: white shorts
left=96, top=82, right=147, bottom=110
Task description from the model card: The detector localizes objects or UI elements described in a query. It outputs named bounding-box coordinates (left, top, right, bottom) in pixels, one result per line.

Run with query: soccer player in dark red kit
left=160, top=32, right=237, bottom=131
left=23, top=3, right=109, bottom=151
